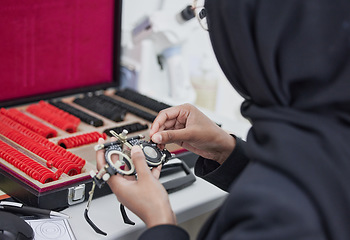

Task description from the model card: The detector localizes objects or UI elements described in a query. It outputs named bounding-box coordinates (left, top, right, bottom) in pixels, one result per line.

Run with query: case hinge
left=68, top=184, right=85, bottom=205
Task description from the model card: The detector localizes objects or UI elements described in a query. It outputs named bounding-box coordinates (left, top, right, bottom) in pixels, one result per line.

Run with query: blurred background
left=120, top=0, right=250, bottom=137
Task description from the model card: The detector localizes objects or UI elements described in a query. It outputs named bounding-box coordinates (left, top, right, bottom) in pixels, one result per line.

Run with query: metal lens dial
left=143, top=146, right=158, bottom=159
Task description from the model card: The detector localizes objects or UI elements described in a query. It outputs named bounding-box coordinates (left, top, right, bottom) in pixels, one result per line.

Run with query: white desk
left=63, top=167, right=227, bottom=240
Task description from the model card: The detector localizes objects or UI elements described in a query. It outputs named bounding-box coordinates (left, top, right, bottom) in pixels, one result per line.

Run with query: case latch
left=68, top=184, right=85, bottom=205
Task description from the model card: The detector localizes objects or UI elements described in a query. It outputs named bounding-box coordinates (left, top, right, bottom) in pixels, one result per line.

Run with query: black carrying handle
left=161, top=160, right=196, bottom=194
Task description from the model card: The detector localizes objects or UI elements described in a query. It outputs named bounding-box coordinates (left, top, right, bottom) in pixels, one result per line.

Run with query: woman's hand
left=150, top=104, right=236, bottom=164
left=96, top=138, right=176, bottom=228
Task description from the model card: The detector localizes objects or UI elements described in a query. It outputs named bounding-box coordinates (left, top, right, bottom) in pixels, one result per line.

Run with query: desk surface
left=63, top=168, right=227, bottom=240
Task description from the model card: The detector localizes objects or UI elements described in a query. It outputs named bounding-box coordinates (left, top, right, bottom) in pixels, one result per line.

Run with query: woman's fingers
left=151, top=128, right=193, bottom=144
left=131, top=145, right=152, bottom=180
left=150, top=105, right=190, bottom=136
left=151, top=165, right=162, bottom=179
left=130, top=146, right=163, bottom=181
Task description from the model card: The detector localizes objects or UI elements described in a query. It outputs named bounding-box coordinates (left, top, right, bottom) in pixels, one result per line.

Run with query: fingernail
left=152, top=133, right=162, bottom=143
left=98, top=138, right=105, bottom=144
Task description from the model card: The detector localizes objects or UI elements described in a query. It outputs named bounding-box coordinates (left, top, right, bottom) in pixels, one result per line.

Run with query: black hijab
left=206, top=0, right=350, bottom=239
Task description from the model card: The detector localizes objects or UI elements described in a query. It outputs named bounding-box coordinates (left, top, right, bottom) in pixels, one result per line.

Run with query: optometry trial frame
left=84, top=129, right=196, bottom=236
left=192, top=0, right=208, bottom=31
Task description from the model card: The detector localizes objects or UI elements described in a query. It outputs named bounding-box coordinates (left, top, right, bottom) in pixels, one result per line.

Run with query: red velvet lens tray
left=0, top=0, right=188, bottom=210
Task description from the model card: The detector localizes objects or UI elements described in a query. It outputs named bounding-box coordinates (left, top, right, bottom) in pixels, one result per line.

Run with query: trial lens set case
left=0, top=0, right=195, bottom=210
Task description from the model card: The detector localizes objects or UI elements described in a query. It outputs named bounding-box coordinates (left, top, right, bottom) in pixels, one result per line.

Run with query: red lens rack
left=0, top=108, right=57, bottom=138
left=26, top=101, right=81, bottom=133
left=0, top=113, right=85, bottom=178
left=0, top=140, right=60, bottom=183
left=58, top=131, right=107, bottom=149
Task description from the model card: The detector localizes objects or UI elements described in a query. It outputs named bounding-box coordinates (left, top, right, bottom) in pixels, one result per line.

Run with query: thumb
left=151, top=129, right=191, bottom=144
left=131, top=145, right=151, bottom=179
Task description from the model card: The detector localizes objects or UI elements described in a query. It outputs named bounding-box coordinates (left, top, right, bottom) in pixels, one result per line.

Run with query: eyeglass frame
left=192, top=0, right=208, bottom=31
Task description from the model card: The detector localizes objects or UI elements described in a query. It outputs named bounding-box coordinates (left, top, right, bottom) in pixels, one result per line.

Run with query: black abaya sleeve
left=138, top=225, right=189, bottom=240
left=195, top=136, right=249, bottom=192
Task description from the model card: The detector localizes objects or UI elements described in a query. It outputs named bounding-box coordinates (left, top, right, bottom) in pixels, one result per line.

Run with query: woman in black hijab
left=96, top=0, right=350, bottom=239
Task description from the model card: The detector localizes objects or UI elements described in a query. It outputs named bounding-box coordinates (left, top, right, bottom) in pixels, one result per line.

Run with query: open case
left=0, top=0, right=196, bottom=210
